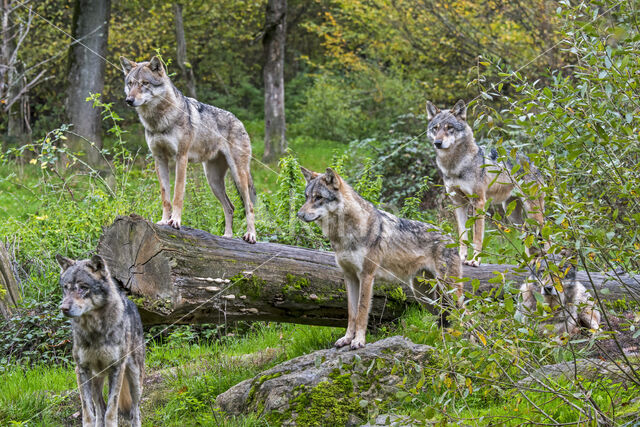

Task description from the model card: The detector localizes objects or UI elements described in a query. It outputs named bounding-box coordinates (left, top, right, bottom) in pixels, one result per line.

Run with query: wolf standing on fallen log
left=119, top=56, right=257, bottom=243
left=298, top=167, right=463, bottom=349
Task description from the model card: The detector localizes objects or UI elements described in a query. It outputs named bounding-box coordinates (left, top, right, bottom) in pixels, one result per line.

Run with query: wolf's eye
left=313, top=194, right=322, bottom=202
left=445, top=124, right=452, bottom=131
left=127, top=81, right=133, bottom=87
left=141, top=80, right=149, bottom=86
left=433, top=124, right=440, bottom=130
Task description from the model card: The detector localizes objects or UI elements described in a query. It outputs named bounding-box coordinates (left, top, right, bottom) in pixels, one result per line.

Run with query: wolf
left=516, top=251, right=601, bottom=341
left=119, top=56, right=257, bottom=243
left=426, top=99, right=545, bottom=266
left=57, top=254, right=145, bottom=427
left=297, top=167, right=463, bottom=349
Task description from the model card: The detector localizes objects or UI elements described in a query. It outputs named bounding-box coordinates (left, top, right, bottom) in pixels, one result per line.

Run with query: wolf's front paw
left=350, top=337, right=366, bottom=350
left=242, top=231, right=257, bottom=244
left=464, top=259, right=480, bottom=267
left=334, top=335, right=353, bottom=348
left=157, top=219, right=170, bottom=226
left=167, top=217, right=181, bottom=229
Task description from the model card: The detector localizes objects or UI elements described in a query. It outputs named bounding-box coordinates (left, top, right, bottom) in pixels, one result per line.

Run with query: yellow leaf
left=29, top=159, right=37, bottom=165
left=553, top=277, right=564, bottom=293
left=466, top=377, right=473, bottom=394
left=477, top=333, right=487, bottom=346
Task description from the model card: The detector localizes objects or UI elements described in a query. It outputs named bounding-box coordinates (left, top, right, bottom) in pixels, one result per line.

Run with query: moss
left=284, top=274, right=310, bottom=291
left=247, top=371, right=284, bottom=407
left=288, top=371, right=363, bottom=426
left=606, top=298, right=639, bottom=311
left=131, top=295, right=172, bottom=314
left=231, top=273, right=266, bottom=299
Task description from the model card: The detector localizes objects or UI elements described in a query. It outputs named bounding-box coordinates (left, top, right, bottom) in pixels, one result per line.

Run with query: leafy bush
left=299, top=71, right=423, bottom=143
left=0, top=299, right=72, bottom=370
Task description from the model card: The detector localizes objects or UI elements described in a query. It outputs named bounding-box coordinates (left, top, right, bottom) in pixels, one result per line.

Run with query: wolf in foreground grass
left=119, top=56, right=257, bottom=243
left=57, top=254, right=145, bottom=427
left=297, top=167, right=463, bottom=349
left=426, top=99, right=545, bottom=266
left=516, top=250, right=601, bottom=341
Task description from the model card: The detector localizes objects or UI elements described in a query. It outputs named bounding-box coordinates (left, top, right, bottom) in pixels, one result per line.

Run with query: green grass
left=0, top=364, right=76, bottom=426
left=0, top=162, right=43, bottom=221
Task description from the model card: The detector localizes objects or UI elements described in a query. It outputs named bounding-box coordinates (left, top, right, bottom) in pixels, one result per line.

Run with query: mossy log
left=0, top=242, right=21, bottom=319
left=97, top=215, right=640, bottom=326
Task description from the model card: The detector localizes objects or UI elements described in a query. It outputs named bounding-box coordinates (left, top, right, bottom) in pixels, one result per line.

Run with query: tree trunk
left=0, top=242, right=20, bottom=319
left=97, top=215, right=640, bottom=326
left=1, top=0, right=31, bottom=148
left=262, top=0, right=287, bottom=163
left=66, top=0, right=110, bottom=166
left=173, top=3, right=196, bottom=99
left=7, top=62, right=31, bottom=145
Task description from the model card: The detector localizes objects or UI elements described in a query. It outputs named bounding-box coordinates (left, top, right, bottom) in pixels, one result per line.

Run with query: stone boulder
left=216, top=336, right=436, bottom=425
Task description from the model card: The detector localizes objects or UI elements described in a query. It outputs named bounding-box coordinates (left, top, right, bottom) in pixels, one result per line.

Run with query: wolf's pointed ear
left=119, top=56, right=136, bottom=75
left=323, top=167, right=342, bottom=188
left=300, top=166, right=319, bottom=183
left=88, top=255, right=108, bottom=276
left=56, top=254, right=75, bottom=272
left=148, top=56, right=164, bottom=74
left=451, top=99, right=467, bottom=121
left=426, top=101, right=439, bottom=120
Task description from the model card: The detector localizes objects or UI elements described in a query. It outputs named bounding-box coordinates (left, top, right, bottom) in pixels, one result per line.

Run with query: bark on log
left=0, top=242, right=21, bottom=319
left=97, top=215, right=640, bottom=326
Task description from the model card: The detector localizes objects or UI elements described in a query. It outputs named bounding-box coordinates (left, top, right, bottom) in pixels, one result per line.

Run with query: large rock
left=216, top=336, right=436, bottom=425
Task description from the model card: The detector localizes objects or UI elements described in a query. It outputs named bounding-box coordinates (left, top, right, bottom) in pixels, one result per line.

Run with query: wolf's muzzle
left=434, top=140, right=443, bottom=149
left=126, top=97, right=135, bottom=106
left=297, top=210, right=317, bottom=222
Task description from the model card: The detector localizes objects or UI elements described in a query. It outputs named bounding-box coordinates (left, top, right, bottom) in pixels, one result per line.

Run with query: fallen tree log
left=97, top=215, right=640, bottom=326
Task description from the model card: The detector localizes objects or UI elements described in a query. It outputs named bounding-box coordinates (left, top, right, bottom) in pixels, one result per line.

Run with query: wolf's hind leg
left=227, top=155, right=256, bottom=243
left=203, top=157, right=235, bottom=238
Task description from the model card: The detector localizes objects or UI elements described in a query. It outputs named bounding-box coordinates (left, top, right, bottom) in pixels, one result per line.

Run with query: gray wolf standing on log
left=119, top=56, right=257, bottom=243
left=517, top=251, right=601, bottom=341
left=297, top=167, right=463, bottom=349
left=426, top=99, right=545, bottom=266
left=57, top=254, right=145, bottom=427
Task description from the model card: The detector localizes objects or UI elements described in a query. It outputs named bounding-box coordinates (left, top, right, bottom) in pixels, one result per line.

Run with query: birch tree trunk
left=66, top=0, right=110, bottom=166
left=173, top=3, right=196, bottom=99
left=262, top=0, right=287, bottom=163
